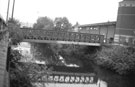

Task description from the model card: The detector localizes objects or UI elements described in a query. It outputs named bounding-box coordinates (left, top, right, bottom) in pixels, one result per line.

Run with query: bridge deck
left=23, top=39, right=101, bottom=46
left=20, top=28, right=104, bottom=46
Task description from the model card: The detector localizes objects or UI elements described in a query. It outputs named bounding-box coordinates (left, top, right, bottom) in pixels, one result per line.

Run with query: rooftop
left=79, top=21, right=116, bottom=27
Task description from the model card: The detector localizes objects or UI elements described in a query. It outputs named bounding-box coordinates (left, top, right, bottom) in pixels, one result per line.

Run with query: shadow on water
left=93, top=64, right=135, bottom=87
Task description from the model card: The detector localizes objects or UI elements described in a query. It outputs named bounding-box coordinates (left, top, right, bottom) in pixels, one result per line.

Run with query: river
left=93, top=64, right=135, bottom=87
left=16, top=42, right=135, bottom=87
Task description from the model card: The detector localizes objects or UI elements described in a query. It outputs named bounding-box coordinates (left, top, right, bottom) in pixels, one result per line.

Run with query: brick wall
left=0, top=32, right=9, bottom=87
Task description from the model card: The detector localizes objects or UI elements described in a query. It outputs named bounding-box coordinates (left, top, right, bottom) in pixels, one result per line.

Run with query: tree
left=31, top=17, right=89, bottom=66
left=54, top=17, right=72, bottom=31
left=33, top=16, right=54, bottom=30
left=7, top=18, right=32, bottom=86
left=95, top=45, right=135, bottom=75
left=8, top=18, right=23, bottom=45
left=7, top=18, right=55, bottom=87
left=31, top=16, right=62, bottom=65
left=31, top=43, right=62, bottom=65
left=7, top=46, right=32, bottom=87
left=9, top=49, right=50, bottom=87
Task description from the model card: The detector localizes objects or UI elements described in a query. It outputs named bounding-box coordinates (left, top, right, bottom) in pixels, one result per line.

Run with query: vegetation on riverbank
left=56, top=44, right=135, bottom=75
left=9, top=48, right=50, bottom=87
left=95, top=45, right=135, bottom=75
left=7, top=19, right=32, bottom=87
left=8, top=18, right=49, bottom=87
left=9, top=49, right=33, bottom=87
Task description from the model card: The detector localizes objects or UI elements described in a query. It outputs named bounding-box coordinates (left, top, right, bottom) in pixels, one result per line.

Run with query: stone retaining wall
left=0, top=32, right=9, bottom=87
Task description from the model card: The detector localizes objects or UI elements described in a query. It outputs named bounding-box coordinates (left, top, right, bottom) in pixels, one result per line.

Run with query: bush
left=8, top=18, right=23, bottom=45
left=9, top=49, right=49, bottom=87
left=8, top=48, right=33, bottom=87
left=95, top=45, right=135, bottom=75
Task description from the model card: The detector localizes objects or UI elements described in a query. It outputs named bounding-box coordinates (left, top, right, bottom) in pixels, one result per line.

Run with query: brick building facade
left=114, top=0, right=135, bottom=45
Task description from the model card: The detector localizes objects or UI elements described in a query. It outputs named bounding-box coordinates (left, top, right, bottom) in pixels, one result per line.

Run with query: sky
left=0, top=0, right=122, bottom=25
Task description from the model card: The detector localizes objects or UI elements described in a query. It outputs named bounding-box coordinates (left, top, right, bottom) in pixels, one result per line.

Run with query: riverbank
left=56, top=44, right=135, bottom=75
left=92, top=62, right=135, bottom=87
left=94, top=45, right=135, bottom=75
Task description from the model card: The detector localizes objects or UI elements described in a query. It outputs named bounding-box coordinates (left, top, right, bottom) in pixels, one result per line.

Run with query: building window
left=94, top=27, right=98, bottom=30
left=133, top=39, right=135, bottom=45
left=90, top=27, right=93, bottom=30
left=86, top=27, right=89, bottom=30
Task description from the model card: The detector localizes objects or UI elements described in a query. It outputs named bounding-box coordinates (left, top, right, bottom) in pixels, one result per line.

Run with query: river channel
left=16, top=42, right=135, bottom=87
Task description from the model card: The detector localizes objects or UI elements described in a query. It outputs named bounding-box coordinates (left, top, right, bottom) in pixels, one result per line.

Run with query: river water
left=17, top=42, right=135, bottom=87
left=93, top=65, right=135, bottom=87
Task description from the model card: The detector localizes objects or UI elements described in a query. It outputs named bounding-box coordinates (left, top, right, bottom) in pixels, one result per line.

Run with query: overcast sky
left=0, top=0, right=122, bottom=25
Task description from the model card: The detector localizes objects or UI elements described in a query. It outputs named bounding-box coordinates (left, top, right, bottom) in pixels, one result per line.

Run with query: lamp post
left=11, top=0, right=15, bottom=20
left=6, top=0, right=10, bottom=22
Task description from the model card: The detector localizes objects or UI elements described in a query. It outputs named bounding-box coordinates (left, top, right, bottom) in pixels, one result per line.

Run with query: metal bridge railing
left=30, top=71, right=98, bottom=84
left=20, top=28, right=104, bottom=45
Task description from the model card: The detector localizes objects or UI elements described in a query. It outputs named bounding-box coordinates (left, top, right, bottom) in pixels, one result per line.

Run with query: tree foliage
left=8, top=18, right=23, bottom=45
left=31, top=17, right=60, bottom=64
left=31, top=43, right=62, bottom=65
left=33, top=17, right=54, bottom=30
left=54, top=17, right=72, bottom=31
left=8, top=48, right=32, bottom=87
left=31, top=16, right=73, bottom=65
left=57, top=45, right=99, bottom=66
left=9, top=48, right=50, bottom=87
left=30, top=16, right=98, bottom=68
left=8, top=18, right=52, bottom=86
left=33, top=16, right=72, bottom=31
left=95, top=45, right=135, bottom=75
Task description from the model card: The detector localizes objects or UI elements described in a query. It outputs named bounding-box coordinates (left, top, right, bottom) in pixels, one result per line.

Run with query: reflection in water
left=94, top=66, right=135, bottom=87
left=17, top=42, right=135, bottom=87
left=97, top=79, right=107, bottom=87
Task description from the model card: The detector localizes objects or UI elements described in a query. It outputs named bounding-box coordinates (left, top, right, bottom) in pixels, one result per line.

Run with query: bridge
left=27, top=64, right=98, bottom=84
left=30, top=71, right=97, bottom=84
left=20, top=28, right=104, bottom=46
left=1, top=0, right=135, bottom=86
